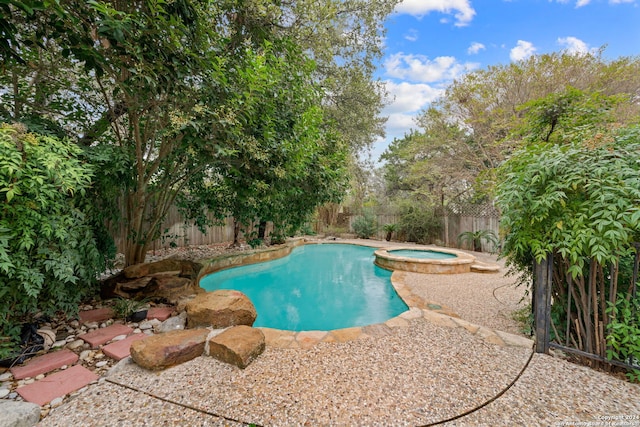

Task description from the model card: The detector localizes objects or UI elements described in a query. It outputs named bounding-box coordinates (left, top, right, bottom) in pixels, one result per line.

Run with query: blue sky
left=373, top=0, right=640, bottom=161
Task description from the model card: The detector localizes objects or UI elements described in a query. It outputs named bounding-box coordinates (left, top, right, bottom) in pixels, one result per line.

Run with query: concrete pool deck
left=38, top=239, right=640, bottom=426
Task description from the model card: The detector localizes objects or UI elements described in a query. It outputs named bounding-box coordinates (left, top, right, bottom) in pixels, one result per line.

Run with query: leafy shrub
left=0, top=124, right=103, bottom=359
left=606, top=295, right=640, bottom=382
left=352, top=214, right=377, bottom=239
left=497, top=121, right=640, bottom=364
left=457, top=229, right=499, bottom=252
left=269, top=230, right=287, bottom=245
left=382, top=223, right=397, bottom=241
left=396, top=200, right=442, bottom=244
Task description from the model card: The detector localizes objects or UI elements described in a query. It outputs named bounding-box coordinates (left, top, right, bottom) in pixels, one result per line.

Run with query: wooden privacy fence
left=113, top=202, right=501, bottom=253
left=112, top=205, right=273, bottom=253
left=445, top=201, right=500, bottom=252
left=313, top=204, right=500, bottom=251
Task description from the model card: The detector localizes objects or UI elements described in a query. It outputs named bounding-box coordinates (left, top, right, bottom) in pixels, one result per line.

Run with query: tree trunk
left=232, top=219, right=241, bottom=247
left=258, top=221, right=267, bottom=240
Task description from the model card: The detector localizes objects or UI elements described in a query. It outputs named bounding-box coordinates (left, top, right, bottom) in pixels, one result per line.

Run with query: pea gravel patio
left=38, top=240, right=640, bottom=426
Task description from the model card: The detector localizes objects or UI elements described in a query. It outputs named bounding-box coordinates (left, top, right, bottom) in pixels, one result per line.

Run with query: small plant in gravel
left=112, top=298, right=149, bottom=321
left=511, top=305, right=533, bottom=336
left=457, top=229, right=499, bottom=252
left=383, top=223, right=397, bottom=241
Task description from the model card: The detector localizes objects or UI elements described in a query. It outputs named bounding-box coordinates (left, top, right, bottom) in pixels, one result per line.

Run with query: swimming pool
left=199, top=244, right=408, bottom=331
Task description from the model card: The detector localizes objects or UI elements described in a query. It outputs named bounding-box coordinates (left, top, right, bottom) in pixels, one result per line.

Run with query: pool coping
left=198, top=239, right=533, bottom=351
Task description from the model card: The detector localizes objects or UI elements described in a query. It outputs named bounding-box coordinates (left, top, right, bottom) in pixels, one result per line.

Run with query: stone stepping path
left=9, top=324, right=149, bottom=407
left=10, top=349, right=78, bottom=380
left=146, top=306, right=173, bottom=321
left=78, top=307, right=114, bottom=324
left=3, top=303, right=179, bottom=422
left=102, top=334, right=147, bottom=361
left=81, top=324, right=133, bottom=348
left=16, top=365, right=99, bottom=406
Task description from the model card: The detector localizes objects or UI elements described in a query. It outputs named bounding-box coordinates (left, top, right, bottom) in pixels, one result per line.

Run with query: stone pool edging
left=196, top=237, right=306, bottom=283
left=258, top=270, right=534, bottom=351
left=195, top=239, right=532, bottom=351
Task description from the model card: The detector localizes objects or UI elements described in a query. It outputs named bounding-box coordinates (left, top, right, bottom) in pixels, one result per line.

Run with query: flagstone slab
left=79, top=308, right=114, bottom=324
left=102, top=334, right=148, bottom=361
left=146, top=306, right=173, bottom=321
left=17, top=365, right=98, bottom=406
left=10, top=349, right=78, bottom=380
left=81, top=324, right=133, bottom=348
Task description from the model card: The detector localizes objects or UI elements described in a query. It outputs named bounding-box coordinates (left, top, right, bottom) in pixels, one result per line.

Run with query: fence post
left=534, top=254, right=552, bottom=353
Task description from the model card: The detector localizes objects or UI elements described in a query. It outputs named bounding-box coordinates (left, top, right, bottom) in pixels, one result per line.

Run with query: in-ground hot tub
left=374, top=247, right=476, bottom=274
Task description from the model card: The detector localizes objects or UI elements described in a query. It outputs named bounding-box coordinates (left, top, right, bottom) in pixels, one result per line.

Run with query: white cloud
left=383, top=81, right=443, bottom=115
left=384, top=52, right=478, bottom=83
left=404, top=29, right=419, bottom=42
left=557, top=36, right=595, bottom=54
left=609, top=0, right=635, bottom=3
left=395, top=0, right=476, bottom=27
left=576, top=0, right=591, bottom=6
left=467, top=42, right=486, bottom=55
left=510, top=40, right=536, bottom=61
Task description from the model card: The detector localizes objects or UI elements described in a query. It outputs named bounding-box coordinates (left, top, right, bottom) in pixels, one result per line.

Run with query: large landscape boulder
left=101, top=259, right=204, bottom=303
left=129, top=329, right=209, bottom=370
left=206, top=325, right=265, bottom=369
left=0, top=400, right=41, bottom=427
left=185, top=290, right=257, bottom=328
left=123, top=259, right=202, bottom=279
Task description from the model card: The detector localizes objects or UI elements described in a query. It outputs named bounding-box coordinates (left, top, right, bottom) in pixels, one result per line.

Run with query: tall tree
left=2, top=0, right=396, bottom=265
left=382, top=51, right=640, bottom=205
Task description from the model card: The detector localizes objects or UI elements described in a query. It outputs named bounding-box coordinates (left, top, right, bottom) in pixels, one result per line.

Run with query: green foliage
left=112, top=297, right=149, bottom=320
left=457, top=230, right=499, bottom=252
left=383, top=223, right=397, bottom=241
left=2, top=0, right=392, bottom=268
left=383, top=223, right=397, bottom=232
left=497, top=124, right=640, bottom=271
left=383, top=52, right=640, bottom=206
left=497, top=90, right=640, bottom=361
left=352, top=213, right=377, bottom=239
left=511, top=305, right=533, bottom=336
left=396, top=200, right=442, bottom=244
left=247, top=237, right=264, bottom=249
left=606, top=295, right=640, bottom=382
left=298, top=223, right=316, bottom=237
left=0, top=124, right=102, bottom=359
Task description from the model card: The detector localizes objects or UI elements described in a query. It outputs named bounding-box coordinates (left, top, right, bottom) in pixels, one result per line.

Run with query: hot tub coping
left=374, top=246, right=476, bottom=274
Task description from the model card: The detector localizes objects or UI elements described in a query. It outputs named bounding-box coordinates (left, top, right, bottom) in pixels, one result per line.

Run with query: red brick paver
left=79, top=307, right=114, bottom=324
left=17, top=365, right=99, bottom=406
left=102, top=333, right=148, bottom=361
left=10, top=349, right=79, bottom=380
left=81, top=324, right=133, bottom=348
left=146, top=306, right=173, bottom=321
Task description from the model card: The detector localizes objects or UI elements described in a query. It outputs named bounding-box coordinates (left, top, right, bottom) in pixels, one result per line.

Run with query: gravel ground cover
left=37, top=239, right=640, bottom=426
left=402, top=255, right=528, bottom=336
left=40, top=317, right=533, bottom=426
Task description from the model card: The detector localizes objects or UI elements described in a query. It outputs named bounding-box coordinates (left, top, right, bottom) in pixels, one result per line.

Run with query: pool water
left=388, top=249, right=457, bottom=260
left=199, top=244, right=408, bottom=331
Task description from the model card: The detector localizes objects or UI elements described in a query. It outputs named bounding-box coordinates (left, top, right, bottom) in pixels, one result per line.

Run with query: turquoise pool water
left=199, top=244, right=408, bottom=331
left=388, top=249, right=457, bottom=260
